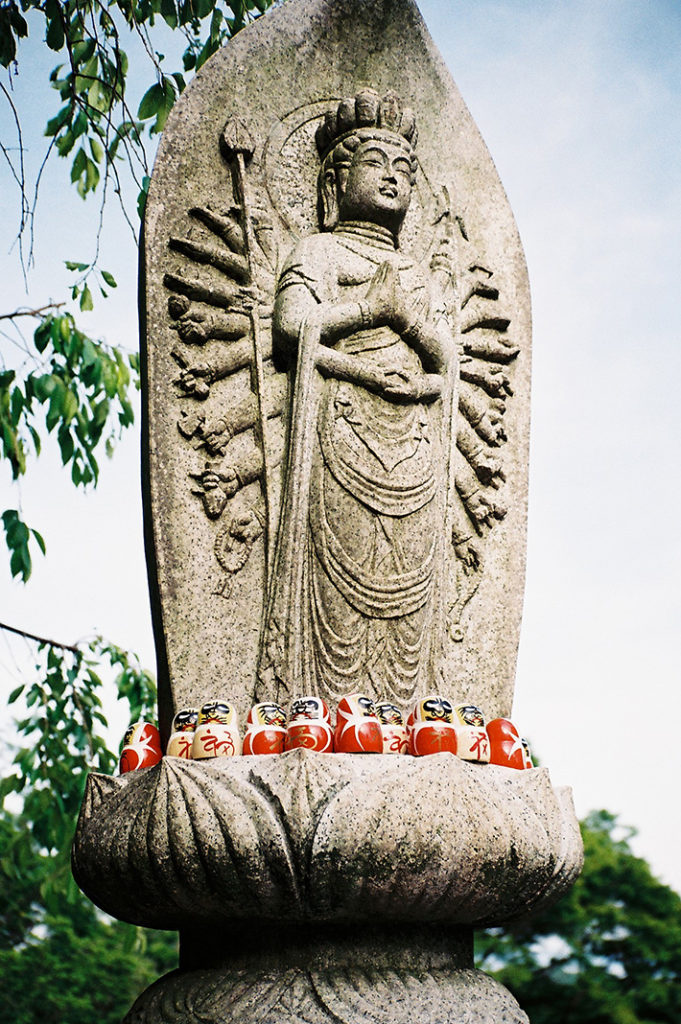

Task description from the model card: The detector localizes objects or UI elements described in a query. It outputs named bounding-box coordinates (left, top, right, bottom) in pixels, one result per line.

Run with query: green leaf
left=89, top=136, right=104, bottom=163
left=45, top=104, right=72, bottom=138
left=45, top=13, right=65, bottom=52
left=72, top=38, right=96, bottom=63
left=137, top=82, right=164, bottom=120
left=3, top=509, right=34, bottom=582
left=160, top=0, right=178, bottom=28
left=70, top=146, right=87, bottom=185
left=80, top=285, right=93, bottom=311
left=8, top=684, right=24, bottom=704
left=101, top=270, right=117, bottom=288
left=137, top=175, right=151, bottom=220
left=34, top=320, right=52, bottom=354
left=31, top=528, right=46, bottom=555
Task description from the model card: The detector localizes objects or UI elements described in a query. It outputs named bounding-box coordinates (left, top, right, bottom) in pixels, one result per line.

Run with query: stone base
left=125, top=924, right=529, bottom=1023
left=73, top=753, right=582, bottom=930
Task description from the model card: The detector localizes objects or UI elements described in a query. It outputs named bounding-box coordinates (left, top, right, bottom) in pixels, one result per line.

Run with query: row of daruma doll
left=119, top=694, right=533, bottom=773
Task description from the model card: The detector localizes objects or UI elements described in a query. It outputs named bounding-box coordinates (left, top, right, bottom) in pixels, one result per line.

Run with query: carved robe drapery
left=258, top=226, right=454, bottom=704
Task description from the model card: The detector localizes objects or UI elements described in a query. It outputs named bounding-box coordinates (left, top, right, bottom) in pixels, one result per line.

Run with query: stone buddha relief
left=143, top=5, right=529, bottom=730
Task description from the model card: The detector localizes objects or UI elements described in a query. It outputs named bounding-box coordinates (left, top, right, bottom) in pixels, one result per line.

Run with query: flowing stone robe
left=259, top=223, right=454, bottom=704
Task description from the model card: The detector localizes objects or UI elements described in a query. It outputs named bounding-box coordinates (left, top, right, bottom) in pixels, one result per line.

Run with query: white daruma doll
left=453, top=704, right=490, bottom=763
left=166, top=707, right=198, bottom=759
left=243, top=702, right=286, bottom=755
left=374, top=701, right=408, bottom=754
left=334, top=693, right=383, bottom=753
left=191, top=700, right=241, bottom=759
left=487, top=717, right=525, bottom=770
left=410, top=695, right=458, bottom=756
left=521, top=737, right=534, bottom=769
left=285, top=696, right=333, bottom=752
left=119, top=721, right=162, bottom=774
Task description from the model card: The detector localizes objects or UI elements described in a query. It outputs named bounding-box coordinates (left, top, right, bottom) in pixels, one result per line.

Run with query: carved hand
left=176, top=362, right=214, bottom=400
left=229, top=509, right=264, bottom=544
left=471, top=452, right=506, bottom=488
left=176, top=316, right=210, bottom=346
left=201, top=466, right=239, bottom=498
left=453, top=539, right=481, bottom=573
left=381, top=369, right=442, bottom=403
left=365, top=261, right=414, bottom=335
left=476, top=410, right=507, bottom=447
left=466, top=491, right=507, bottom=530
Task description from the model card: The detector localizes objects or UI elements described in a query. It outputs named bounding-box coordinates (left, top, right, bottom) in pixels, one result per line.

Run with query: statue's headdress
left=315, top=88, right=418, bottom=162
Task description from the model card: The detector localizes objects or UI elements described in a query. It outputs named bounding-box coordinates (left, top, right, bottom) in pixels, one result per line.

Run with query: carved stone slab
left=142, top=0, right=531, bottom=735
left=72, top=752, right=581, bottom=930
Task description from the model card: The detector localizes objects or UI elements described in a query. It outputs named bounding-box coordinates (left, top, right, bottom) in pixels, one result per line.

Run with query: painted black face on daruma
left=456, top=705, right=485, bottom=728
left=375, top=702, right=403, bottom=726
left=173, top=707, right=198, bottom=732
left=289, top=697, right=327, bottom=722
left=252, top=702, right=286, bottom=727
left=197, top=701, right=235, bottom=725
left=420, top=697, right=454, bottom=722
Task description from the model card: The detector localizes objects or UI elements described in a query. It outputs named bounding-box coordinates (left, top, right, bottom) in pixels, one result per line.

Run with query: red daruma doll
left=166, top=707, right=198, bottom=759
left=487, top=718, right=525, bottom=770
left=243, top=702, right=286, bottom=755
left=410, top=695, right=458, bottom=756
left=191, top=700, right=241, bottom=759
left=119, top=722, right=162, bottom=774
left=374, top=701, right=408, bottom=754
left=285, top=697, right=333, bottom=752
left=453, top=704, right=490, bottom=763
left=334, top=693, right=383, bottom=753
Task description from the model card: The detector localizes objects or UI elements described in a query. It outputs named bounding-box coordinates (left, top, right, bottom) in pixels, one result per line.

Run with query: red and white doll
left=334, top=693, right=383, bottom=753
left=243, top=702, right=287, bottom=755
left=285, top=696, right=333, bottom=752
left=410, top=695, right=458, bottom=756
left=119, top=721, right=162, bottom=773
left=166, top=707, right=198, bottom=759
left=374, top=700, right=408, bottom=754
left=191, top=700, right=241, bottom=759
left=487, top=717, right=525, bottom=770
left=452, top=704, right=490, bottom=763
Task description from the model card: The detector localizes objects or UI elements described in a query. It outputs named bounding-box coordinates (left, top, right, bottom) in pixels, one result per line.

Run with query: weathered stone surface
left=142, top=0, right=532, bottom=738
left=74, top=3, right=580, bottom=1021
left=124, top=925, right=529, bottom=1023
left=126, top=966, right=530, bottom=1024
left=72, top=751, right=582, bottom=930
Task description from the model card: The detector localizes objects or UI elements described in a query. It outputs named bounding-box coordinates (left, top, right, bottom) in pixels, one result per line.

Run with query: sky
left=1, top=0, right=680, bottom=893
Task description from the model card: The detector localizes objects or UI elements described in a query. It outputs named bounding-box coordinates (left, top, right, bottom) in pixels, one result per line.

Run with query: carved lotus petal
left=73, top=750, right=582, bottom=930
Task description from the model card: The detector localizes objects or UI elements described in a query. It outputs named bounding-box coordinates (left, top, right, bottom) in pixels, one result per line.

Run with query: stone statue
left=132, top=13, right=525, bottom=728
left=71, top=1, right=583, bottom=1021
left=259, top=89, right=454, bottom=705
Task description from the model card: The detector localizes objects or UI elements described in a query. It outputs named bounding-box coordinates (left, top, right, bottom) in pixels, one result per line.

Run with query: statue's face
left=338, top=138, right=413, bottom=229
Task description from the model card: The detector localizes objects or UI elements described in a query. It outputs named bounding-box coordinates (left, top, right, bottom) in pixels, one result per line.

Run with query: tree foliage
left=1, top=0, right=278, bottom=579
left=1, top=310, right=137, bottom=580
left=0, top=639, right=176, bottom=1024
left=1, top=639, right=156, bottom=920
left=476, top=810, right=681, bottom=1024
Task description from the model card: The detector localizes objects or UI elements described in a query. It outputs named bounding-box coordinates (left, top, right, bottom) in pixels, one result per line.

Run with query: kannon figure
left=258, top=89, right=457, bottom=705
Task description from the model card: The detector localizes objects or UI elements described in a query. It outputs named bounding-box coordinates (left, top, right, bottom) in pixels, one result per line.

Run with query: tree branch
left=0, top=302, right=65, bottom=322
left=0, top=620, right=80, bottom=654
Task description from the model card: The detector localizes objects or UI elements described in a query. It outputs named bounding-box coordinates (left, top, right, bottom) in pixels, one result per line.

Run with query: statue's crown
left=315, top=88, right=418, bottom=160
